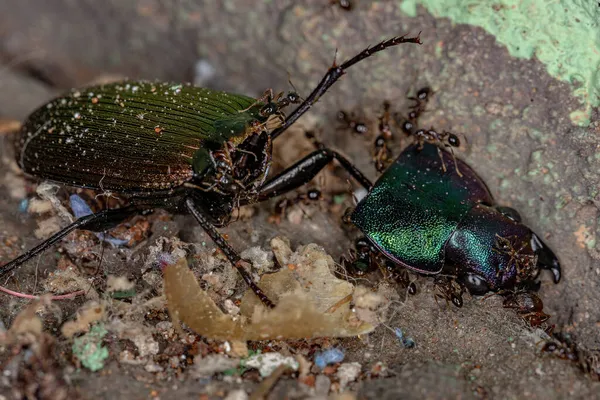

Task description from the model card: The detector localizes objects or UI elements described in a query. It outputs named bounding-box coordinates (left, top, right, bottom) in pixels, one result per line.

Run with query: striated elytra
left=1, top=35, right=422, bottom=308
left=351, top=143, right=561, bottom=294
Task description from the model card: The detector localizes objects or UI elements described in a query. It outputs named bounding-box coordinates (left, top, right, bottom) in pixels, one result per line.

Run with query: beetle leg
left=531, top=233, right=562, bottom=284
left=255, top=148, right=372, bottom=201
left=0, top=206, right=139, bottom=278
left=185, top=198, right=275, bottom=309
left=272, top=34, right=421, bottom=139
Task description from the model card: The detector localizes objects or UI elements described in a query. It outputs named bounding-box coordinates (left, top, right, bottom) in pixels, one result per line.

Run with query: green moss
left=400, top=0, right=600, bottom=126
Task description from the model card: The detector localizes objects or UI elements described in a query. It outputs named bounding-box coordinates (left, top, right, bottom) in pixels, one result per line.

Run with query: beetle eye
left=462, top=273, right=489, bottom=295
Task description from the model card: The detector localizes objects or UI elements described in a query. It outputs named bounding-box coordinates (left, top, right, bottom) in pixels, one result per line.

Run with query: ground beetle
left=349, top=142, right=561, bottom=296
left=0, top=35, right=421, bottom=308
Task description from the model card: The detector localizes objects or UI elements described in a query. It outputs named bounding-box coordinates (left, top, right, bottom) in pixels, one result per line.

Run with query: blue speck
left=18, top=199, right=29, bottom=213
left=96, top=232, right=129, bottom=247
left=70, top=194, right=128, bottom=247
left=394, top=327, right=415, bottom=348
left=314, top=348, right=345, bottom=369
left=69, top=194, right=93, bottom=218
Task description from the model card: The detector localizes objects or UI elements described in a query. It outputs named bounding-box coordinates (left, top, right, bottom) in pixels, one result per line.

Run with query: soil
left=0, top=1, right=599, bottom=399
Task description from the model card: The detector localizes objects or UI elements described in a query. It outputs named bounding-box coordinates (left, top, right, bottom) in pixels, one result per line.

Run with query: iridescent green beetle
left=351, top=142, right=561, bottom=296
left=1, top=35, right=421, bottom=307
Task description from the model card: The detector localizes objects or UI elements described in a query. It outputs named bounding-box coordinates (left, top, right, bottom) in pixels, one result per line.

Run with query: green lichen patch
left=72, top=324, right=109, bottom=372
left=401, top=0, right=600, bottom=126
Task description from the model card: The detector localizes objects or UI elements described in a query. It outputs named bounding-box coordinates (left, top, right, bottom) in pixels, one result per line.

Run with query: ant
left=493, top=234, right=538, bottom=282
left=337, top=110, right=369, bottom=135
left=373, top=101, right=394, bottom=173
left=503, top=292, right=550, bottom=327
left=434, top=276, right=465, bottom=308
left=329, top=0, right=352, bottom=11
left=339, top=236, right=418, bottom=295
left=269, top=188, right=324, bottom=224
left=395, top=87, right=465, bottom=176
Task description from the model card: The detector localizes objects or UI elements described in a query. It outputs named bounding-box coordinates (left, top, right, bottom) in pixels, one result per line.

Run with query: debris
left=249, top=364, right=290, bottom=400
left=131, top=333, right=160, bottom=358
left=240, top=246, right=275, bottom=274
left=61, top=301, right=106, bottom=338
left=106, top=275, right=136, bottom=298
left=295, top=354, right=311, bottom=378
left=164, top=241, right=375, bottom=341
left=69, top=194, right=129, bottom=247
left=27, top=198, right=54, bottom=214
left=225, top=389, right=249, bottom=400
left=33, top=216, right=62, bottom=239
left=314, top=375, right=332, bottom=396
left=336, top=362, right=362, bottom=390
left=5, top=297, right=48, bottom=339
left=223, top=299, right=241, bottom=316
left=18, top=198, right=29, bottom=213
left=192, top=354, right=239, bottom=378
left=269, top=237, right=292, bottom=265
left=227, top=340, right=249, bottom=358
left=352, top=285, right=392, bottom=326
left=72, top=324, right=109, bottom=372
left=394, top=327, right=416, bottom=348
left=43, top=265, right=96, bottom=299
left=314, top=348, right=345, bottom=369
left=144, top=362, right=164, bottom=373
left=245, top=352, right=299, bottom=377
left=7, top=333, right=73, bottom=399
left=37, top=182, right=74, bottom=224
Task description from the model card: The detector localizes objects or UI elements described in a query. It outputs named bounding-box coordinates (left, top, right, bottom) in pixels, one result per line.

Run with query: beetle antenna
left=271, top=34, right=422, bottom=139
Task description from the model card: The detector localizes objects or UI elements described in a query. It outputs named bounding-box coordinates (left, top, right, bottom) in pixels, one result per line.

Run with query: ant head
left=355, top=123, right=368, bottom=135
left=307, top=189, right=321, bottom=200
left=416, top=87, right=431, bottom=101
left=374, top=135, right=386, bottom=147
left=287, top=91, right=301, bottom=103
left=337, top=0, right=352, bottom=10
left=447, top=133, right=460, bottom=147
left=259, top=102, right=278, bottom=117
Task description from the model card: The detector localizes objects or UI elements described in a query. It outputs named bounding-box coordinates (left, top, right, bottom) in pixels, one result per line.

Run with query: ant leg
left=185, top=198, right=275, bottom=309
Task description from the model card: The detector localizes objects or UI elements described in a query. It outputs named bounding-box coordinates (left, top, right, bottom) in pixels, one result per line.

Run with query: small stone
left=336, top=362, right=361, bottom=390
left=223, top=299, right=240, bottom=315
left=228, top=340, right=249, bottom=358
left=144, top=362, right=164, bottom=373
left=240, top=246, right=274, bottom=274
left=132, top=334, right=159, bottom=358
left=223, top=389, right=248, bottom=400
left=245, top=352, right=299, bottom=377
left=314, top=374, right=331, bottom=396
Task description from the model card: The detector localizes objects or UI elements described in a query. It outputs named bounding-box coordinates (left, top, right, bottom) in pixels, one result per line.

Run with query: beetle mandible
left=0, top=35, right=421, bottom=308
